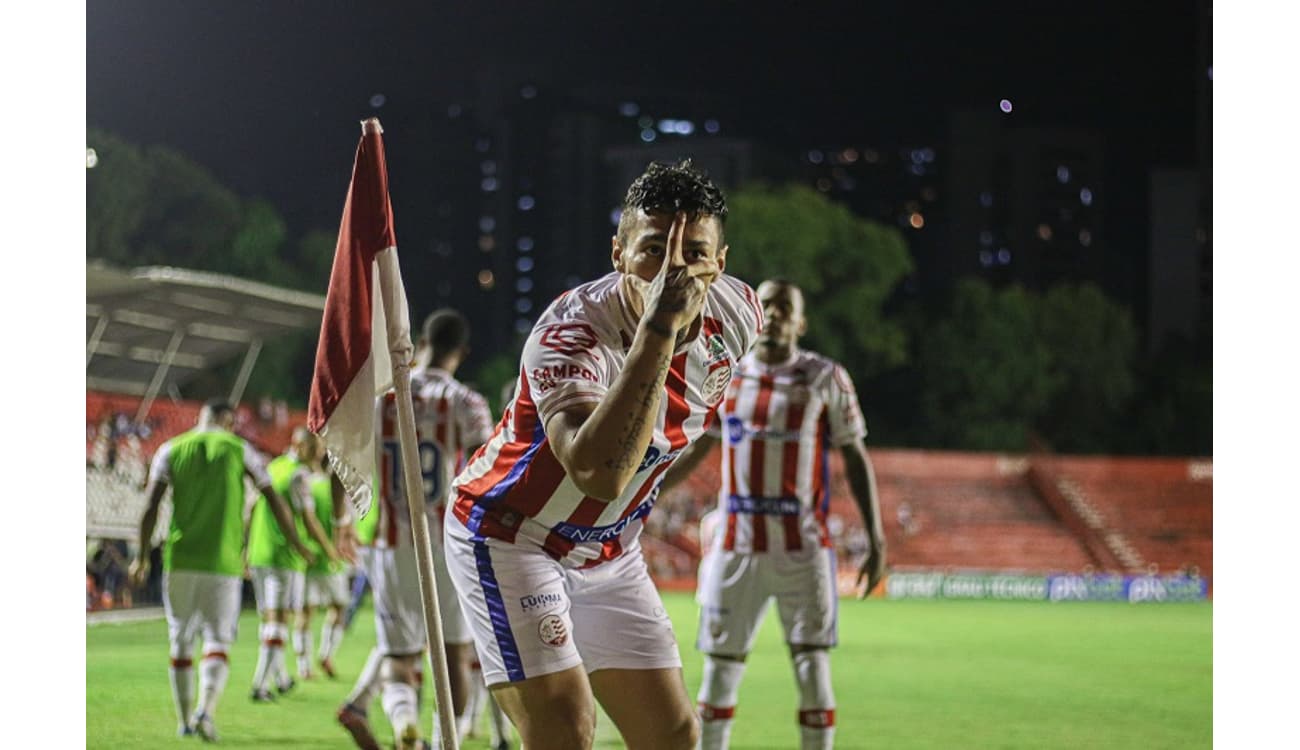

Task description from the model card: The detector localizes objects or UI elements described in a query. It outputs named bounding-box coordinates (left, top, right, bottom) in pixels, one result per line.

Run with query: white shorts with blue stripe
left=443, top=512, right=682, bottom=686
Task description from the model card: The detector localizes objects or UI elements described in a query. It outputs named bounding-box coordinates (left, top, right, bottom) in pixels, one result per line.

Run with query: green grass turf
left=87, top=593, right=1211, bottom=749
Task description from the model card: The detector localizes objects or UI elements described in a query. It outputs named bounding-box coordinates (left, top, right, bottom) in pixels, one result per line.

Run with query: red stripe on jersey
left=434, top=395, right=448, bottom=448
left=565, top=495, right=607, bottom=527
left=748, top=375, right=775, bottom=552
left=541, top=529, right=575, bottom=561
left=813, top=409, right=832, bottom=548
left=735, top=281, right=764, bottom=335
left=578, top=536, right=623, bottom=569
left=782, top=399, right=807, bottom=552
left=663, top=352, right=691, bottom=450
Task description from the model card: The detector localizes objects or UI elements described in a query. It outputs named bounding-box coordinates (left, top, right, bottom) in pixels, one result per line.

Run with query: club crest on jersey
left=704, top=333, right=727, bottom=365
left=539, top=323, right=599, bottom=356
left=538, top=613, right=569, bottom=647
left=701, top=365, right=731, bottom=406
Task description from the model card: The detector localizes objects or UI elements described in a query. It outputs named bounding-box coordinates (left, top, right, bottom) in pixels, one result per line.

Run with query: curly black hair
left=618, top=159, right=728, bottom=240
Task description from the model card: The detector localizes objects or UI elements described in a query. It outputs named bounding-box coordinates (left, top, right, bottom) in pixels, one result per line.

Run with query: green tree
left=1036, top=283, right=1139, bottom=452
left=916, top=279, right=1060, bottom=450
left=722, top=183, right=914, bottom=378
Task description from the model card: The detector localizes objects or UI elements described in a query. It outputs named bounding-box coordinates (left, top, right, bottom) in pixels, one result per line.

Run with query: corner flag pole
left=367, top=121, right=459, bottom=750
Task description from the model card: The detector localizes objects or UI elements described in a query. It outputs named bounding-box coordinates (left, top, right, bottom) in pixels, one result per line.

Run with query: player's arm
left=660, top=433, right=720, bottom=491
left=250, top=467, right=316, bottom=564
left=841, top=441, right=887, bottom=598
left=301, top=488, right=341, bottom=564
left=547, top=213, right=715, bottom=500
left=128, top=479, right=168, bottom=588
left=330, top=472, right=358, bottom=564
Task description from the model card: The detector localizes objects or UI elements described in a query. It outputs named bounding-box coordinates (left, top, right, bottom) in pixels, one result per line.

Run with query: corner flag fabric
left=308, top=119, right=412, bottom=516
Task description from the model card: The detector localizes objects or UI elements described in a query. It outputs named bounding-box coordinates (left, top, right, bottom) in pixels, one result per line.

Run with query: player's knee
left=791, top=647, right=834, bottom=708
left=660, top=710, right=700, bottom=749
left=380, top=654, right=420, bottom=686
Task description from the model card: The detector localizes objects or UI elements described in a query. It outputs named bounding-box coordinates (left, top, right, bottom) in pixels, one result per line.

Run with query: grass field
left=87, top=593, right=1211, bottom=749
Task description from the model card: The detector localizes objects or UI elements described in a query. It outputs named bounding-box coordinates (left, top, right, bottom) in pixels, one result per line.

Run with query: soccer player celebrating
left=128, top=399, right=315, bottom=741
left=664, top=278, right=888, bottom=750
left=338, top=309, right=494, bottom=750
left=247, top=427, right=341, bottom=699
left=300, top=466, right=352, bottom=680
left=444, top=160, right=764, bottom=750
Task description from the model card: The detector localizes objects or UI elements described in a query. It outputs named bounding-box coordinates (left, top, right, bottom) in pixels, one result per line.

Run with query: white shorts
left=370, top=543, right=473, bottom=655
left=251, top=567, right=305, bottom=614
left=163, top=570, right=242, bottom=656
left=696, top=548, right=839, bottom=656
left=305, top=572, right=350, bottom=608
left=444, top=513, right=681, bottom=686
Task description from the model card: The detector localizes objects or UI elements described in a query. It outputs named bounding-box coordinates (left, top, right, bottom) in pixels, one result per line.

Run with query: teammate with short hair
left=247, top=427, right=340, bottom=700
left=128, top=399, right=315, bottom=741
left=444, top=160, right=764, bottom=750
left=664, top=279, right=888, bottom=750
left=338, top=308, right=493, bottom=750
left=300, top=466, right=351, bottom=680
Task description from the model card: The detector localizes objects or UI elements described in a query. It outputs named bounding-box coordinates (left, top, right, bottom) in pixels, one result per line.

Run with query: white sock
left=459, top=667, right=483, bottom=739
left=251, top=624, right=277, bottom=692
left=698, top=656, right=746, bottom=750
left=169, top=658, right=194, bottom=728
left=793, top=649, right=835, bottom=750
left=271, top=623, right=291, bottom=688
left=295, top=628, right=312, bottom=676
left=346, top=647, right=385, bottom=708
left=321, top=623, right=344, bottom=661
left=381, top=680, right=420, bottom=739
left=197, top=650, right=230, bottom=718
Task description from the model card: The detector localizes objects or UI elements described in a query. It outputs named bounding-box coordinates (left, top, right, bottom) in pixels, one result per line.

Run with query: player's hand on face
left=644, top=212, right=716, bottom=334
left=128, top=557, right=150, bottom=589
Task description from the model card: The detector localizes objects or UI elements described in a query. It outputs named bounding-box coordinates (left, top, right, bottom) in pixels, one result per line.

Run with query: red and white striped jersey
left=451, top=271, right=763, bottom=568
left=375, top=368, right=493, bottom=549
left=713, top=348, right=866, bottom=554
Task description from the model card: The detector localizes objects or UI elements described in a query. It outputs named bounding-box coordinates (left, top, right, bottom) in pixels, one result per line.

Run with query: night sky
left=87, top=0, right=1203, bottom=297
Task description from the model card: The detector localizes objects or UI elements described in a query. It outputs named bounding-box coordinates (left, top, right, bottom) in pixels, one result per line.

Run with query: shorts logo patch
left=538, top=614, right=568, bottom=647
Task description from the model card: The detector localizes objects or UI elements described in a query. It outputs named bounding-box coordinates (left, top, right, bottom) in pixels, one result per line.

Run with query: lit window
left=477, top=270, right=495, bottom=290
left=1079, top=229, right=1093, bottom=247
left=807, top=150, right=825, bottom=165
left=999, top=99, right=1013, bottom=113
left=920, top=148, right=936, bottom=163
left=619, top=102, right=639, bottom=117
left=369, top=93, right=386, bottom=108
left=705, top=119, right=720, bottom=134
left=979, top=251, right=994, bottom=267
left=674, top=121, right=694, bottom=135
left=640, top=128, right=657, bottom=143
left=517, top=195, right=536, bottom=211
left=842, top=148, right=859, bottom=163
left=480, top=177, right=498, bottom=192
left=1079, top=187, right=1093, bottom=206
left=1056, top=165, right=1071, bottom=184
left=515, top=297, right=533, bottom=313
left=909, top=213, right=925, bottom=229
left=911, top=150, right=925, bottom=164
left=997, top=248, right=1012, bottom=264
left=516, top=278, right=534, bottom=293
left=910, top=164, right=925, bottom=176
left=1036, top=224, right=1053, bottom=241
left=516, top=257, right=534, bottom=272
left=657, top=119, right=676, bottom=134
left=516, top=236, right=534, bottom=252
left=478, top=235, right=495, bottom=252
left=478, top=216, right=496, bottom=233
left=637, top=115, right=654, bottom=129
left=609, top=208, right=622, bottom=226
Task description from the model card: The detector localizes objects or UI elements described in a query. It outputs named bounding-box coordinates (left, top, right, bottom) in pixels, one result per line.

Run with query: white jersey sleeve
left=148, top=440, right=174, bottom=485
left=458, top=388, right=494, bottom=449
left=712, top=274, right=765, bottom=360
left=519, top=311, right=618, bottom=429
left=823, top=363, right=868, bottom=446
left=242, top=442, right=272, bottom=487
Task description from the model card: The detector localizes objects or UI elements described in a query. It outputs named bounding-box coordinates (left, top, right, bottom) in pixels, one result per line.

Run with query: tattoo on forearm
left=603, top=353, right=672, bottom=472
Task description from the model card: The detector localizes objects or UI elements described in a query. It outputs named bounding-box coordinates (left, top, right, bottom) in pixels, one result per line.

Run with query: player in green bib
left=129, top=399, right=314, bottom=741
left=299, top=467, right=352, bottom=680
left=247, top=427, right=340, bottom=701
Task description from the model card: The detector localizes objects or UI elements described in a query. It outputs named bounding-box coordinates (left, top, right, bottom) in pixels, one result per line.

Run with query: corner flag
left=307, top=118, right=412, bottom=517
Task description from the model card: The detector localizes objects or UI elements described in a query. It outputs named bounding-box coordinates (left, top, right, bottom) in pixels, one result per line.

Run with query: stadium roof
left=86, top=260, right=325, bottom=416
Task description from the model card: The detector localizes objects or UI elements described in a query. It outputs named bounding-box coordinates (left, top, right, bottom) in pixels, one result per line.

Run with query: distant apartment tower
left=945, top=109, right=1106, bottom=295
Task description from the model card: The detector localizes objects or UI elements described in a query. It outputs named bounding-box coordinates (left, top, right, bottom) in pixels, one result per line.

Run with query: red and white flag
left=308, top=119, right=412, bottom=516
